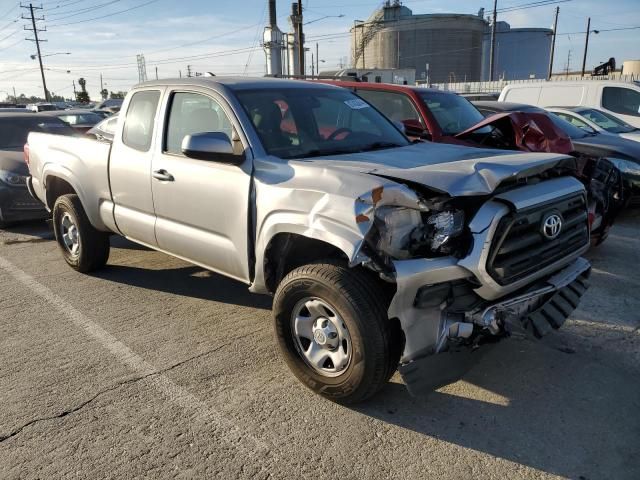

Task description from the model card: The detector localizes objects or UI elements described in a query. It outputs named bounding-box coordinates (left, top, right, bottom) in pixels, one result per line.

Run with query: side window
left=602, top=87, right=640, bottom=117
left=165, top=92, right=233, bottom=155
left=356, top=90, right=422, bottom=125
left=122, top=90, right=160, bottom=152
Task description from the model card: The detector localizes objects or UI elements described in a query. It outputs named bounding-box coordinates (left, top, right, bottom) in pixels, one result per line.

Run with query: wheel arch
left=258, top=232, right=351, bottom=294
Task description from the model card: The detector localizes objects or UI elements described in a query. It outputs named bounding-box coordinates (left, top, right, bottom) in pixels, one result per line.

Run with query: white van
left=499, top=80, right=640, bottom=128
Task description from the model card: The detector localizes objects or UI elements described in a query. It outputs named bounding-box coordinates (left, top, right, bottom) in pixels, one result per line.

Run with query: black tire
left=273, top=261, right=401, bottom=404
left=52, top=194, right=110, bottom=273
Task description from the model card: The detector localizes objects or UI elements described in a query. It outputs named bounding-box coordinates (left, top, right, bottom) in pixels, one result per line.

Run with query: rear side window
left=356, top=90, right=422, bottom=125
left=122, top=90, right=160, bottom=151
left=602, top=87, right=640, bottom=117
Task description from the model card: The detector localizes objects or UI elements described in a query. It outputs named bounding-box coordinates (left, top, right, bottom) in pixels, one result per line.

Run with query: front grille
left=487, top=193, right=589, bottom=285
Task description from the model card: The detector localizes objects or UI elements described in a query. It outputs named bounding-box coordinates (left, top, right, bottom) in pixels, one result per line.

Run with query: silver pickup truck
left=26, top=78, right=592, bottom=403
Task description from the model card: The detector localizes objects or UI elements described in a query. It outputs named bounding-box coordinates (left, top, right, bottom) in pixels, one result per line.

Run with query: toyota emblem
left=542, top=213, right=563, bottom=240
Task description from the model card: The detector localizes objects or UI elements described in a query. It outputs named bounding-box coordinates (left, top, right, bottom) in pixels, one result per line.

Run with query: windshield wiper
left=297, top=147, right=359, bottom=158
left=359, top=142, right=404, bottom=152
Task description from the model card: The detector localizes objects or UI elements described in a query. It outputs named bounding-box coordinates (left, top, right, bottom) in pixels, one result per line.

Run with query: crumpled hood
left=295, top=142, right=572, bottom=196
left=0, top=148, right=28, bottom=175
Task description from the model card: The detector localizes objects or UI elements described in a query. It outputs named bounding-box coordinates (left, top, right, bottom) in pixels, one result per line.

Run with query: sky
left=0, top=0, right=638, bottom=100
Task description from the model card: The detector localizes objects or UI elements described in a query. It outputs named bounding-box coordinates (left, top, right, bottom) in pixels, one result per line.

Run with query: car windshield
left=546, top=112, right=591, bottom=139
left=58, top=112, right=102, bottom=125
left=419, top=91, right=488, bottom=135
left=0, top=117, right=76, bottom=148
left=235, top=88, right=409, bottom=159
left=579, top=108, right=637, bottom=133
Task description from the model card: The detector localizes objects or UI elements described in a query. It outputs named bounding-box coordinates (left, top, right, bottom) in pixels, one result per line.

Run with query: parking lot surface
left=1, top=211, right=639, bottom=480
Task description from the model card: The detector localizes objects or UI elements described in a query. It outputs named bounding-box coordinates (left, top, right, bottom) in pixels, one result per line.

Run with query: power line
left=46, top=0, right=123, bottom=19
left=48, top=0, right=163, bottom=27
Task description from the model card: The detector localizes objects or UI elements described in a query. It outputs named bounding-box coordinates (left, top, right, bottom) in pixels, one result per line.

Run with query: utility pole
left=187, top=65, right=192, bottom=78
left=548, top=6, right=559, bottom=79
left=100, top=73, right=103, bottom=92
left=72, top=80, right=77, bottom=98
left=489, top=0, right=498, bottom=81
left=155, top=66, right=158, bottom=80
left=13, top=86, right=17, bottom=102
left=581, top=17, right=591, bottom=77
left=311, top=52, right=314, bottom=77
left=565, top=49, right=572, bottom=77
left=296, top=0, right=304, bottom=76
left=316, top=42, right=319, bottom=76
left=22, top=3, right=49, bottom=102
left=179, top=70, right=182, bottom=78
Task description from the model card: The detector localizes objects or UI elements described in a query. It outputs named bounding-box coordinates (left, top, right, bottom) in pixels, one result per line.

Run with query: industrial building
left=481, top=22, right=552, bottom=81
left=350, top=1, right=487, bottom=84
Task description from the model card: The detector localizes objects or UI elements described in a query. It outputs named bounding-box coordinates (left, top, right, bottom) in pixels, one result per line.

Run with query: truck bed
left=27, top=132, right=113, bottom=230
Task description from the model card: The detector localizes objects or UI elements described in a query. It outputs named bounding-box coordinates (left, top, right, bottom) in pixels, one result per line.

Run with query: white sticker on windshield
left=344, top=98, right=370, bottom=110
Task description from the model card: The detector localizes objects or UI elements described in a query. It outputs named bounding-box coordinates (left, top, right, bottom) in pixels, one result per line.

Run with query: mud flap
left=398, top=342, right=496, bottom=396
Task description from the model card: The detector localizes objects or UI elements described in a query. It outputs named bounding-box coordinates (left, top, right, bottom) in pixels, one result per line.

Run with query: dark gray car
left=0, top=113, right=76, bottom=227
left=474, top=101, right=640, bottom=205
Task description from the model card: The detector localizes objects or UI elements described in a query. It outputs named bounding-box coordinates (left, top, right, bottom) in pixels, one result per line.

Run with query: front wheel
left=52, top=194, right=110, bottom=273
left=273, top=262, right=400, bottom=404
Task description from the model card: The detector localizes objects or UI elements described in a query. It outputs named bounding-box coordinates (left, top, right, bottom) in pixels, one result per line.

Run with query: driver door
left=151, top=89, right=253, bottom=283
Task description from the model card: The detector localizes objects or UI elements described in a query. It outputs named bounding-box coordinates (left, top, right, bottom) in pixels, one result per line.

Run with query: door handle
left=152, top=169, right=174, bottom=182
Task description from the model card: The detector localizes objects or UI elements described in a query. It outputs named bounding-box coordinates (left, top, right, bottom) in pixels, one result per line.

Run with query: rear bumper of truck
left=398, top=257, right=591, bottom=396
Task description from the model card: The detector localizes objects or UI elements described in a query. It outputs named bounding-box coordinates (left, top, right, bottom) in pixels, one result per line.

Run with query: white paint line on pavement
left=0, top=254, right=273, bottom=461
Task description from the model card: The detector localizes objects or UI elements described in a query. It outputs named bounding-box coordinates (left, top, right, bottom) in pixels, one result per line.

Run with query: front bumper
left=398, top=257, right=591, bottom=396
left=0, top=183, right=48, bottom=224
left=386, top=177, right=592, bottom=396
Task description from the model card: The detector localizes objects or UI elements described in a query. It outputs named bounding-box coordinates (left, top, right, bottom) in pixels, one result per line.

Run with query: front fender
left=250, top=200, right=369, bottom=294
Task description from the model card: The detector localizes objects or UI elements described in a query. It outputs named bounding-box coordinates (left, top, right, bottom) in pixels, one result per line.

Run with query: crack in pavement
left=0, top=327, right=266, bottom=444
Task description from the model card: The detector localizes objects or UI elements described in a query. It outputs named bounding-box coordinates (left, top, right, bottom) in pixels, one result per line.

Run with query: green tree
left=110, top=91, right=126, bottom=99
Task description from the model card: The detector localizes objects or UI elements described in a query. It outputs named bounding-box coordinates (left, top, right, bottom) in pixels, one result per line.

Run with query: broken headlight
left=426, top=210, right=465, bottom=250
left=374, top=207, right=465, bottom=259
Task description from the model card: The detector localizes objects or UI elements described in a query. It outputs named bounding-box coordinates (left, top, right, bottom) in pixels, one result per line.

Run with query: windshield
left=58, top=112, right=102, bottom=126
left=235, top=88, right=409, bottom=159
left=0, top=117, right=76, bottom=148
left=579, top=108, right=636, bottom=133
left=546, top=112, right=590, bottom=139
left=419, top=91, right=488, bottom=135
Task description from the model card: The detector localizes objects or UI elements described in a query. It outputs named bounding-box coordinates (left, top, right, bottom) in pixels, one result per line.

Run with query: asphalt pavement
left=0, top=211, right=639, bottom=480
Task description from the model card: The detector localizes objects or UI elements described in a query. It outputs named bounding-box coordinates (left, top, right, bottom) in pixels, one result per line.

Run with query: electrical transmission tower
left=21, top=3, right=49, bottom=101
left=136, top=54, right=148, bottom=82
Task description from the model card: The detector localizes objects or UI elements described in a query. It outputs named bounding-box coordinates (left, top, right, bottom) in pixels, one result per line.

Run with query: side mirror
left=181, top=132, right=245, bottom=164
left=402, top=119, right=431, bottom=140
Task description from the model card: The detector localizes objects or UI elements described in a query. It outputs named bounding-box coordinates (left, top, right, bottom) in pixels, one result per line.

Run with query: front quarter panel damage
left=250, top=156, right=414, bottom=293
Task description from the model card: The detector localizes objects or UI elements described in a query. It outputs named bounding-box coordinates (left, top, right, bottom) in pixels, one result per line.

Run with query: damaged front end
left=455, top=111, right=625, bottom=245
left=355, top=176, right=592, bottom=396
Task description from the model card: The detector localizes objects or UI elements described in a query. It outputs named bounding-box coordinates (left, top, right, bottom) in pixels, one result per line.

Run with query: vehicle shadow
left=94, top=263, right=273, bottom=310
left=353, top=338, right=640, bottom=479
left=0, top=219, right=52, bottom=241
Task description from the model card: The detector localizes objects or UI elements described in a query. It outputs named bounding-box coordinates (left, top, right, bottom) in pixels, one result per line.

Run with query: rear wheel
left=273, top=261, right=400, bottom=404
left=52, top=194, right=110, bottom=273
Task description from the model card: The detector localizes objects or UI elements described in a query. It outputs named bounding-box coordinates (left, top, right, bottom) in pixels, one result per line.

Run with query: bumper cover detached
left=398, top=258, right=591, bottom=397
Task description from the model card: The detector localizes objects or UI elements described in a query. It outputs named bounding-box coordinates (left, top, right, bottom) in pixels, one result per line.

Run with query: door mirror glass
left=181, top=132, right=244, bottom=164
